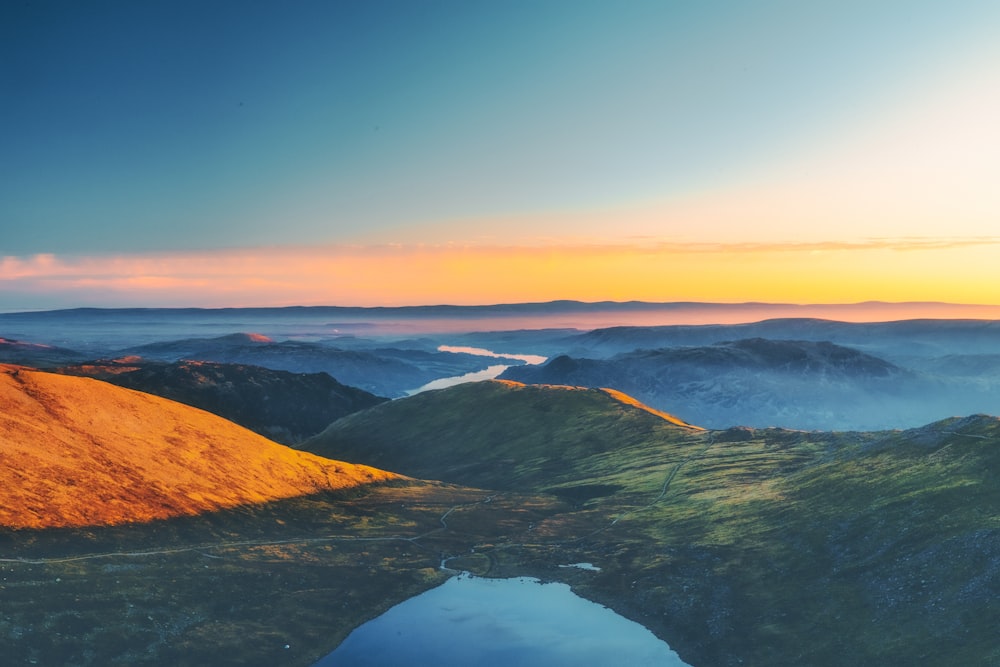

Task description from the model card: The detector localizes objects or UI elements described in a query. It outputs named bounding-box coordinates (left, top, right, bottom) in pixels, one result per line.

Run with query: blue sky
left=2, top=1, right=1000, bottom=309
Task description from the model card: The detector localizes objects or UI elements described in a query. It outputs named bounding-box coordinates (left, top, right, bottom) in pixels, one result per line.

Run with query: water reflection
left=405, top=364, right=512, bottom=395
left=315, top=574, right=692, bottom=667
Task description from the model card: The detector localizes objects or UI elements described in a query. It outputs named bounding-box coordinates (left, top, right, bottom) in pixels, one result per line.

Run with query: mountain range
left=120, top=333, right=502, bottom=397
left=7, top=309, right=1000, bottom=432
left=498, top=338, right=951, bottom=430
left=4, top=370, right=999, bottom=665
left=4, top=307, right=1000, bottom=665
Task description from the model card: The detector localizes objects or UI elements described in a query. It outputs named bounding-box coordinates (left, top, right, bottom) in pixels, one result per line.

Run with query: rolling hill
left=0, top=363, right=532, bottom=666
left=0, top=364, right=397, bottom=529
left=5, top=369, right=1000, bottom=666
left=304, top=380, right=1000, bottom=666
left=303, top=379, right=702, bottom=491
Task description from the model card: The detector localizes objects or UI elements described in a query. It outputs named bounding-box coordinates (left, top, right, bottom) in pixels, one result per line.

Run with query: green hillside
left=304, top=380, right=1000, bottom=666
left=304, top=379, right=704, bottom=492
left=6, top=376, right=999, bottom=665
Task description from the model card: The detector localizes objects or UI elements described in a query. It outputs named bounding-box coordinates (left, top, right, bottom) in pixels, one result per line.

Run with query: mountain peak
left=599, top=387, right=704, bottom=429
left=304, top=378, right=705, bottom=490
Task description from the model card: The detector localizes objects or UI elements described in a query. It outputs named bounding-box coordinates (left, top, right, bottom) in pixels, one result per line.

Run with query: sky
left=2, top=0, right=1000, bottom=311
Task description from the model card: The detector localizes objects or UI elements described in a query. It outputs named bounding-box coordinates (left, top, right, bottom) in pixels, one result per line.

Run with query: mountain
left=123, top=332, right=500, bottom=397
left=0, top=336, right=88, bottom=366
left=0, top=362, right=522, bottom=666
left=0, top=364, right=397, bottom=529
left=302, top=380, right=1000, bottom=666
left=499, top=338, right=932, bottom=430
left=55, top=358, right=386, bottom=444
left=6, top=369, right=1000, bottom=666
left=303, top=379, right=702, bottom=491
left=560, top=317, right=1000, bottom=360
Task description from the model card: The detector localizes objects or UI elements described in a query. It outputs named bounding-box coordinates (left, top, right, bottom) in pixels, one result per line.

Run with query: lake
left=314, top=574, right=692, bottom=667
left=405, top=345, right=547, bottom=395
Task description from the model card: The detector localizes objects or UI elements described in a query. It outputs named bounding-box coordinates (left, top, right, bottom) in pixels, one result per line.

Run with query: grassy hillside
left=5, top=373, right=998, bottom=665
left=304, top=379, right=702, bottom=491
left=1, top=365, right=551, bottom=665
left=0, top=364, right=396, bottom=528
left=0, top=482, right=561, bottom=666
left=304, top=380, right=1000, bottom=666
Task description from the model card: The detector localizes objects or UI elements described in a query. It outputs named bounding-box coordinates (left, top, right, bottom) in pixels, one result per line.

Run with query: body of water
left=406, top=364, right=513, bottom=395
left=315, top=574, right=692, bottom=667
left=405, top=346, right=547, bottom=395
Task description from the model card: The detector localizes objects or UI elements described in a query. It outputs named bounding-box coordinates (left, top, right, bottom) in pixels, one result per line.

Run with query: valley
left=2, top=305, right=999, bottom=666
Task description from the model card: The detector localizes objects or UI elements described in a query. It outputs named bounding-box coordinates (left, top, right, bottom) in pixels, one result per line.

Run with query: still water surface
left=405, top=346, right=547, bottom=395
left=315, top=574, right=692, bottom=667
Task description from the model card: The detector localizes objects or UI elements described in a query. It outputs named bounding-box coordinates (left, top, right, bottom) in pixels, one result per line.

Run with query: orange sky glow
left=5, top=239, right=1000, bottom=317
left=5, top=4, right=1000, bottom=319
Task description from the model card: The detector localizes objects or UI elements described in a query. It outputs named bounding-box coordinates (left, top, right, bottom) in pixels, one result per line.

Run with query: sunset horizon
left=4, top=1, right=1000, bottom=314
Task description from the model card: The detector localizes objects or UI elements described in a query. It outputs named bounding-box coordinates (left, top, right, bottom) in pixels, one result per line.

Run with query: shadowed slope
left=0, top=365, right=398, bottom=529
left=56, top=358, right=387, bottom=444
left=0, top=336, right=87, bottom=366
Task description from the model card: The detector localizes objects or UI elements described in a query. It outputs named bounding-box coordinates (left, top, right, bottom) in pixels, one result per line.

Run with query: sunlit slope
left=0, top=365, right=398, bottom=528
left=303, top=379, right=701, bottom=490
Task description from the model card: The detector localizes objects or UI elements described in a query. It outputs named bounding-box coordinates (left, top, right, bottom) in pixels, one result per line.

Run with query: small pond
left=314, top=574, right=692, bottom=666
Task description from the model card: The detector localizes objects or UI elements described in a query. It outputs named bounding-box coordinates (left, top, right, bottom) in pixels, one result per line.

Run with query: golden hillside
left=0, top=364, right=399, bottom=529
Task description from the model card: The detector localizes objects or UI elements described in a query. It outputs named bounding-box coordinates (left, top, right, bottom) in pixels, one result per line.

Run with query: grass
left=304, top=381, right=1000, bottom=666
left=6, top=380, right=1000, bottom=665
left=0, top=482, right=563, bottom=666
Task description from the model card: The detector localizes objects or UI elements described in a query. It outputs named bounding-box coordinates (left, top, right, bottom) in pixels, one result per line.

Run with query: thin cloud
left=651, top=237, right=1000, bottom=254
left=3, top=235, right=999, bottom=278
left=3, top=236, right=1000, bottom=310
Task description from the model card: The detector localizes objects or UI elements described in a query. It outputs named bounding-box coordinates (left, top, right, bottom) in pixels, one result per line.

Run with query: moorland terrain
left=2, top=305, right=999, bottom=666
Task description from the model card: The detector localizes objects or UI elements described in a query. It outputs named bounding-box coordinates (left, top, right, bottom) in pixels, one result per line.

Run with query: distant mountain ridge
left=499, top=338, right=922, bottom=430
left=3, top=299, right=995, bottom=318
left=5, top=302, right=1000, bottom=349
left=122, top=332, right=498, bottom=397
left=0, top=336, right=88, bottom=366
left=561, top=317, right=1000, bottom=359
left=55, top=358, right=387, bottom=444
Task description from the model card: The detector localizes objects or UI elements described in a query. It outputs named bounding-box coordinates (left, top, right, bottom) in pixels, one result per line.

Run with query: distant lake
left=406, top=346, right=547, bottom=395
left=406, top=364, right=513, bottom=395
left=314, top=574, right=692, bottom=667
